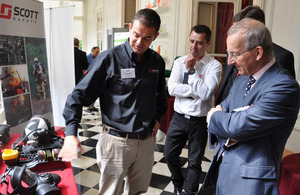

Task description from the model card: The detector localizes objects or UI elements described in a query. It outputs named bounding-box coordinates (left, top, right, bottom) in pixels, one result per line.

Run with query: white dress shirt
left=168, top=52, right=222, bottom=117
left=252, top=58, right=275, bottom=85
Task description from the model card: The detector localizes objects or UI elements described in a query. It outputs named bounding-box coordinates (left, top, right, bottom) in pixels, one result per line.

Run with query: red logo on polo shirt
left=0, top=4, right=12, bottom=19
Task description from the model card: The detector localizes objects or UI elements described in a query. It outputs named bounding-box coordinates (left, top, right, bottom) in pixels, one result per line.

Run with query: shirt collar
left=124, top=39, right=133, bottom=56
left=195, top=52, right=210, bottom=67
left=124, top=38, right=151, bottom=62
left=252, top=57, right=275, bottom=81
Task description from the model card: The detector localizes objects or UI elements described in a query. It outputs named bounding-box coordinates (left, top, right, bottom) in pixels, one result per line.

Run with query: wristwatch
left=188, top=67, right=195, bottom=75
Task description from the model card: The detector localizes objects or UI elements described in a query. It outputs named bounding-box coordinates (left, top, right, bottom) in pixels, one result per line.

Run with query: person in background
left=85, top=46, right=100, bottom=113
left=164, top=25, right=222, bottom=195
left=87, top=46, right=100, bottom=67
left=215, top=5, right=295, bottom=106
left=59, top=8, right=168, bottom=195
left=203, top=18, right=300, bottom=194
left=73, top=38, right=88, bottom=85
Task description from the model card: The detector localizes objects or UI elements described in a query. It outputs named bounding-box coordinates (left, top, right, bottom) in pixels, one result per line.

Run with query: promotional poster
left=0, top=0, right=53, bottom=133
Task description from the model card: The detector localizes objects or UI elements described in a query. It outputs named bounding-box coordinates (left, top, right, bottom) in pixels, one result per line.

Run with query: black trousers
left=164, top=112, right=208, bottom=195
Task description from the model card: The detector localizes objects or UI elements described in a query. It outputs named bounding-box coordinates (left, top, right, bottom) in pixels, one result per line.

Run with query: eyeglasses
left=226, top=48, right=255, bottom=60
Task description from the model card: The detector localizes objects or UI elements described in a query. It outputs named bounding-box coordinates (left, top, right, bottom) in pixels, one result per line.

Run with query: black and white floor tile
left=66, top=98, right=300, bottom=195
left=70, top=100, right=215, bottom=195
left=71, top=100, right=300, bottom=195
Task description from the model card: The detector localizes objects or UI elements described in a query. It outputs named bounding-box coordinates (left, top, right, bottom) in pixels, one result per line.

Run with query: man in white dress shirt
left=164, top=25, right=222, bottom=195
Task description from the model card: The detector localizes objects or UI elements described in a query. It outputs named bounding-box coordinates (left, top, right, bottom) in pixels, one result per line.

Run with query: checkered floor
left=71, top=101, right=215, bottom=195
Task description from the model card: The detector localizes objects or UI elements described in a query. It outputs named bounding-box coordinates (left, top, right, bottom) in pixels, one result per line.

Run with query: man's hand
left=58, top=135, right=83, bottom=162
left=184, top=54, right=197, bottom=70
left=152, top=120, right=160, bottom=137
left=207, top=105, right=223, bottom=124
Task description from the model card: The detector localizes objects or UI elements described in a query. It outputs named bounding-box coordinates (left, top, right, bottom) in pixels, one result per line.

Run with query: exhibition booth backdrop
left=0, top=0, right=52, bottom=133
left=0, top=0, right=74, bottom=131
left=44, top=6, right=75, bottom=127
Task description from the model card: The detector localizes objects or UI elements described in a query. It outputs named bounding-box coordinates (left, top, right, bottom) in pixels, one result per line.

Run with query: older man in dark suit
left=215, top=5, right=295, bottom=106
left=203, top=18, right=299, bottom=195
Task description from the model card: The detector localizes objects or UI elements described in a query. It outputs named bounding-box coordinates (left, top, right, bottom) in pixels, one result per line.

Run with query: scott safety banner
left=0, top=0, right=53, bottom=133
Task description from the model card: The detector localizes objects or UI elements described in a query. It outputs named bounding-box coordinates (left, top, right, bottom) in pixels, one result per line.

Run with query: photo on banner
left=25, top=37, right=51, bottom=114
left=0, top=0, right=53, bottom=133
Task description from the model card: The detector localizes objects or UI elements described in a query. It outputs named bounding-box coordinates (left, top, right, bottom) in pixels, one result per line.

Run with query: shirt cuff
left=65, top=123, right=79, bottom=136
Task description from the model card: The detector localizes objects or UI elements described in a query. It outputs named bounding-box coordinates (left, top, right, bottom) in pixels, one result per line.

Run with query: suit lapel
left=242, top=62, right=281, bottom=104
left=229, top=62, right=281, bottom=110
left=227, top=75, right=248, bottom=111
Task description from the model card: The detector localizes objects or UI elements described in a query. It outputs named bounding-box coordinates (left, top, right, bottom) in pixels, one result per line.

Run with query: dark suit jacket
left=208, top=62, right=300, bottom=194
left=215, top=43, right=295, bottom=105
left=273, top=43, right=295, bottom=78
left=74, top=47, right=88, bottom=85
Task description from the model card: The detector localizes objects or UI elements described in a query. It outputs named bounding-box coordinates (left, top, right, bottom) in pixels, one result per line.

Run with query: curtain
left=215, top=3, right=234, bottom=54
left=242, top=0, right=252, bottom=9
left=44, top=6, right=74, bottom=126
left=214, top=0, right=252, bottom=54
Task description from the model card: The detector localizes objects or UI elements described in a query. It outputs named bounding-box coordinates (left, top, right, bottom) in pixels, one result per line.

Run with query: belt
left=175, top=112, right=206, bottom=120
left=103, top=125, right=151, bottom=140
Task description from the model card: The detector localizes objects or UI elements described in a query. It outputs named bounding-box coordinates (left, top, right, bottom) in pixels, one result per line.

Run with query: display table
left=0, top=128, right=78, bottom=195
left=279, top=153, right=300, bottom=195
left=159, top=96, right=175, bottom=134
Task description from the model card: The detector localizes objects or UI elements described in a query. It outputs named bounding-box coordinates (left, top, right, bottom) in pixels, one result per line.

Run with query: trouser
left=96, top=132, right=156, bottom=195
left=164, top=112, right=208, bottom=195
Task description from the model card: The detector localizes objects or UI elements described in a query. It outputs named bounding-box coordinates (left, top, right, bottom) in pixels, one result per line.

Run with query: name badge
left=121, top=68, right=135, bottom=79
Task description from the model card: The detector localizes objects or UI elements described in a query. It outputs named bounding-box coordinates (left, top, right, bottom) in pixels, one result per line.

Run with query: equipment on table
left=1, top=115, right=64, bottom=171
left=0, top=125, right=10, bottom=150
left=0, top=165, right=61, bottom=195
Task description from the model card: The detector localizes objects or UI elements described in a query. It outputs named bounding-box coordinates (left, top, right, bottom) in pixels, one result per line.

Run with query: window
left=124, top=0, right=136, bottom=28
left=97, top=8, right=104, bottom=51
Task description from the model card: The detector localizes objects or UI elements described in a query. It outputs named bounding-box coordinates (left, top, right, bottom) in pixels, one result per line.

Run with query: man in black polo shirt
left=59, top=8, right=168, bottom=195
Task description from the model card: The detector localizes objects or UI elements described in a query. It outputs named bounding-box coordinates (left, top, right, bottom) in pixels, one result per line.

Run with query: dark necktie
left=244, top=76, right=256, bottom=96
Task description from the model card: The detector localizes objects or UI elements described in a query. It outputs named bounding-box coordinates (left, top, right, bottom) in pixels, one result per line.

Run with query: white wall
left=263, top=0, right=300, bottom=82
left=85, top=0, right=123, bottom=52
left=84, top=0, right=98, bottom=52
left=176, top=0, right=192, bottom=57
left=102, top=0, right=123, bottom=50
left=263, top=0, right=300, bottom=152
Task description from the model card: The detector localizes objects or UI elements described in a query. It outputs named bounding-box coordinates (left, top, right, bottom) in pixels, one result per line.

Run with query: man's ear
left=129, top=23, right=132, bottom=30
left=255, top=46, right=263, bottom=61
left=207, top=41, right=211, bottom=48
left=153, top=32, right=159, bottom=41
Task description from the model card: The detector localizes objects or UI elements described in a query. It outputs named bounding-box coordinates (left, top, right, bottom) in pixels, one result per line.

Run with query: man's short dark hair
left=91, top=46, right=99, bottom=52
left=233, top=5, right=265, bottom=24
left=131, top=8, right=161, bottom=33
left=74, top=38, right=79, bottom=46
left=190, top=25, right=211, bottom=43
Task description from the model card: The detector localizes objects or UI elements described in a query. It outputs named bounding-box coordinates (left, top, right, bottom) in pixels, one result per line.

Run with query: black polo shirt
left=63, top=39, right=168, bottom=136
